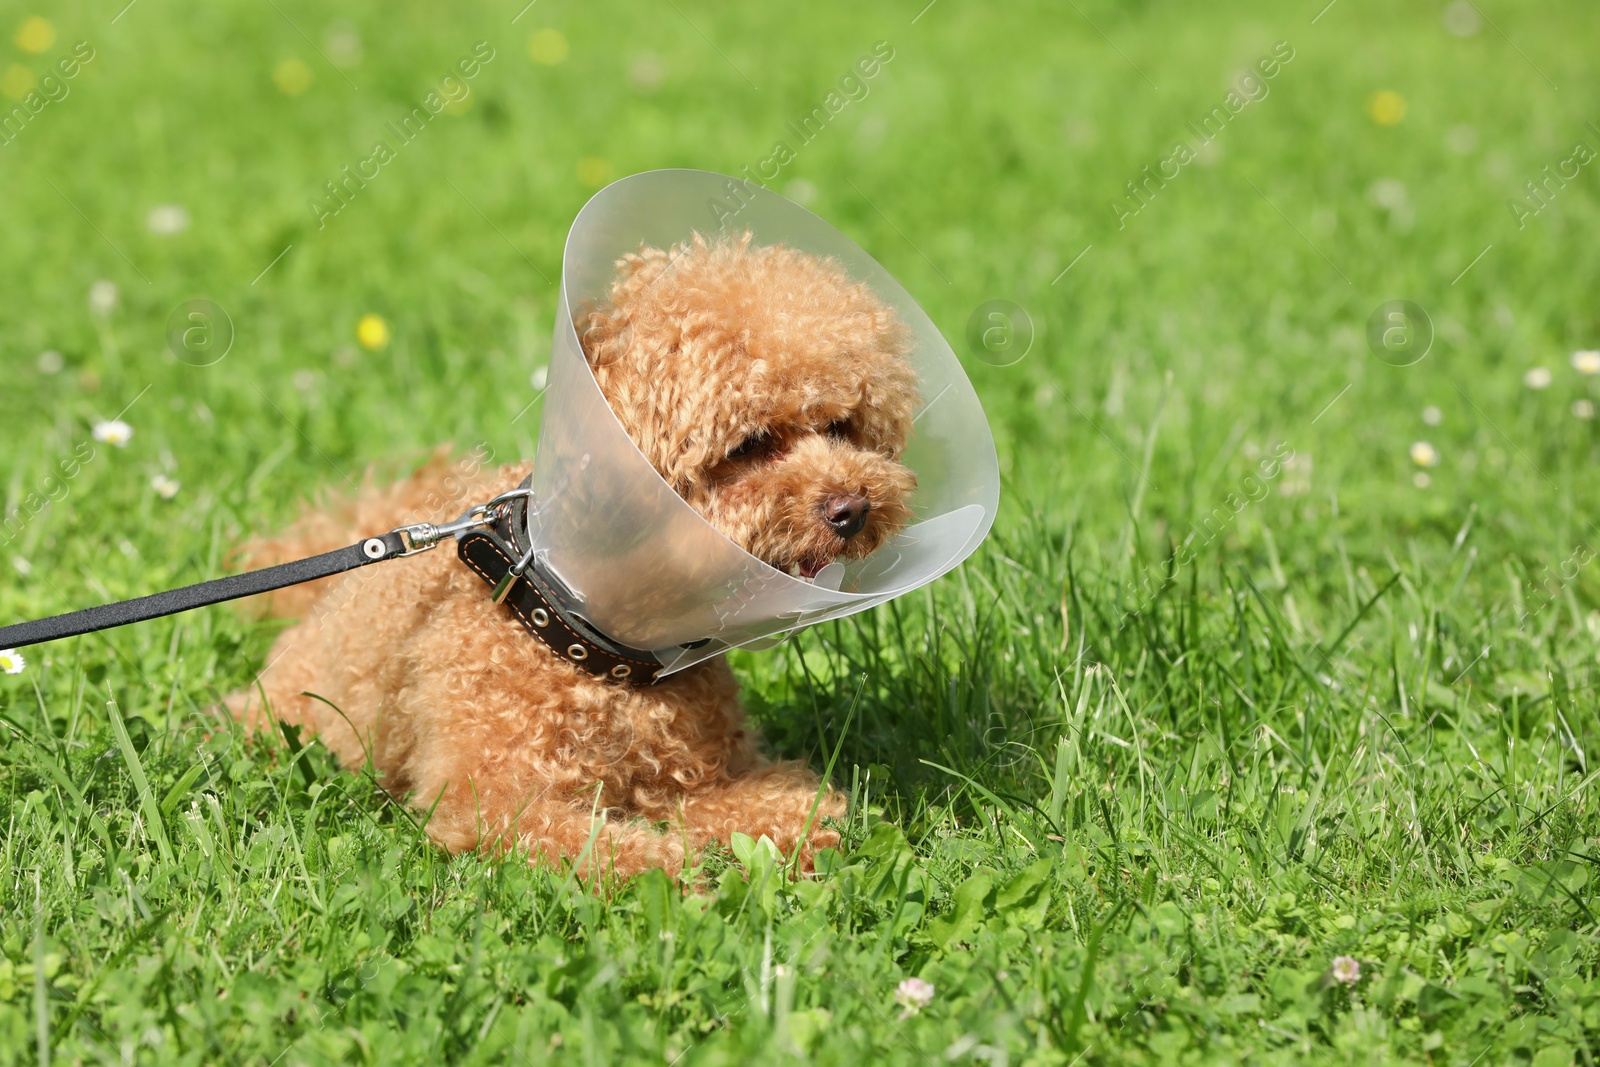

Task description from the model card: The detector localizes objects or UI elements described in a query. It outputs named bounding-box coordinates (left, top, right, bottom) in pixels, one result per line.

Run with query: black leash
left=0, top=477, right=670, bottom=685
left=0, top=530, right=416, bottom=651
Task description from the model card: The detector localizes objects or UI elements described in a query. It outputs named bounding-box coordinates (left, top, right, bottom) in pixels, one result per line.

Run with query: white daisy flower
left=0, top=648, right=25, bottom=675
left=88, top=279, right=119, bottom=316
left=894, top=977, right=935, bottom=1017
left=93, top=419, right=134, bottom=447
left=1524, top=367, right=1553, bottom=389
left=150, top=474, right=180, bottom=499
left=1409, top=441, right=1440, bottom=468
left=1574, top=400, right=1595, bottom=420
left=13, top=558, right=32, bottom=576
left=1572, top=350, right=1600, bottom=375
left=146, top=204, right=190, bottom=236
left=1421, top=405, right=1442, bottom=426
left=1331, top=956, right=1361, bottom=985
left=1413, top=471, right=1431, bottom=489
left=530, top=365, right=549, bottom=391
left=36, top=350, right=63, bottom=374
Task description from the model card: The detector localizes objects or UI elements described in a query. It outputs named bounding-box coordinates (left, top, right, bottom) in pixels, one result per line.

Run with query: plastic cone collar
left=526, top=169, right=999, bottom=675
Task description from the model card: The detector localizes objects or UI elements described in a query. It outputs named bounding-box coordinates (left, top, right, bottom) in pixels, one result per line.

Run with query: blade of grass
left=104, top=691, right=174, bottom=864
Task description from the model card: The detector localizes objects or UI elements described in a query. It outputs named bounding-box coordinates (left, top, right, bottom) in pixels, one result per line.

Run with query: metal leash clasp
left=388, top=485, right=537, bottom=558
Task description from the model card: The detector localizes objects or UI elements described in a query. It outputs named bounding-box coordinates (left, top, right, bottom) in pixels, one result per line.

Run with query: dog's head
left=578, top=233, right=919, bottom=579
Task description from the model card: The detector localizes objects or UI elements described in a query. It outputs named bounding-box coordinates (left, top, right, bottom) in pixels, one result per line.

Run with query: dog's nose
left=822, top=493, right=871, bottom=539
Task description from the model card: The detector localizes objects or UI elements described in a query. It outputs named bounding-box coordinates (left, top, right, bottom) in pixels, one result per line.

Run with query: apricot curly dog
left=226, top=234, right=919, bottom=877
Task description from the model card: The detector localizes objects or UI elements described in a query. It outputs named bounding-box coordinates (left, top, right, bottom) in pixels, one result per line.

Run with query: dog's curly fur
left=225, top=234, right=919, bottom=877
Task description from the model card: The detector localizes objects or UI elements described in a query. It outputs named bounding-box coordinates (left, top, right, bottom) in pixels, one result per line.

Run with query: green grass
left=3, top=0, right=1600, bottom=1062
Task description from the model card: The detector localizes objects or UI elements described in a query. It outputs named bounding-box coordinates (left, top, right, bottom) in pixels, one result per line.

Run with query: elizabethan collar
left=521, top=169, right=1000, bottom=676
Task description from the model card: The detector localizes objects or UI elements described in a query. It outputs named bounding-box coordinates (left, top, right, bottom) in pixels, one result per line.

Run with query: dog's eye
left=728, top=431, right=773, bottom=461
left=825, top=418, right=853, bottom=441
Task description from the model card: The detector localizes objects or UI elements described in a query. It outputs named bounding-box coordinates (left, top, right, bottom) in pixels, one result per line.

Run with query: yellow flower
left=1367, top=90, right=1406, bottom=126
left=529, top=29, right=569, bottom=65
left=14, top=16, right=54, bottom=54
left=356, top=314, right=390, bottom=351
left=1, top=64, right=35, bottom=100
left=273, top=58, right=315, bottom=96
left=576, top=157, right=612, bottom=188
left=1409, top=441, right=1440, bottom=468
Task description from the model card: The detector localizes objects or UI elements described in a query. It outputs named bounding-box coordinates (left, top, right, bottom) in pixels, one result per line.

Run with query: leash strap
left=0, top=530, right=411, bottom=651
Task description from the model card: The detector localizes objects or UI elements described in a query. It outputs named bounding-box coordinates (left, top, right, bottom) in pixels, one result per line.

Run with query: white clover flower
left=150, top=474, right=180, bottom=500
left=1575, top=400, right=1596, bottom=420
left=146, top=204, right=190, bottom=236
left=1367, top=178, right=1409, bottom=211
left=895, top=977, right=935, bottom=1018
left=1331, top=956, right=1361, bottom=985
left=0, top=648, right=25, bottom=675
left=93, top=419, right=133, bottom=447
left=627, top=52, right=665, bottom=92
left=1445, top=124, right=1477, bottom=155
left=1421, top=405, right=1442, bottom=426
left=324, top=25, right=363, bottom=68
left=1572, top=350, right=1600, bottom=375
left=88, top=279, right=118, bottom=316
left=1442, top=1, right=1480, bottom=36
left=1409, top=441, right=1440, bottom=468
left=1524, top=367, right=1553, bottom=389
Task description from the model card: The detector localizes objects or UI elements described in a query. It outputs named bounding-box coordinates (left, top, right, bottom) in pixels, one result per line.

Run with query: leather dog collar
left=455, top=477, right=668, bottom=685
